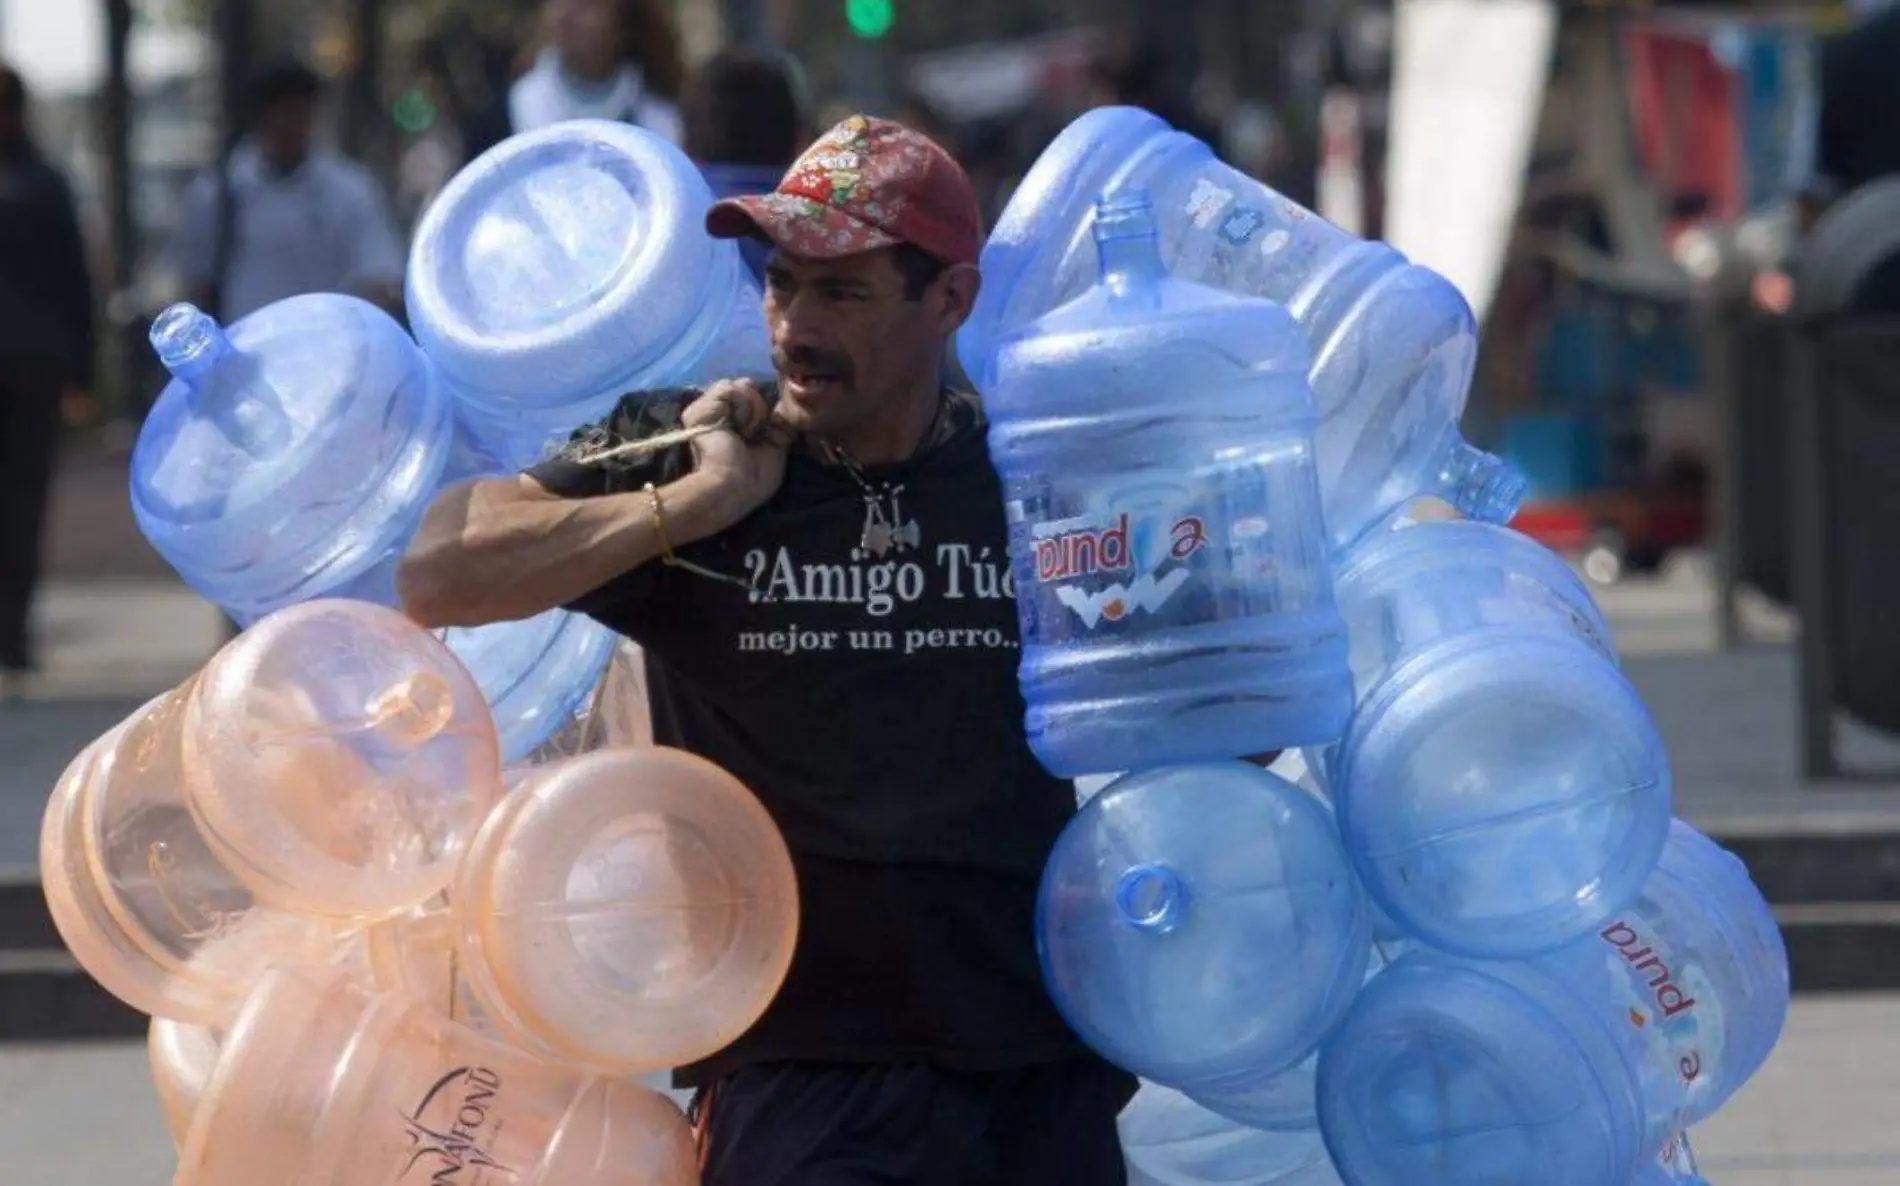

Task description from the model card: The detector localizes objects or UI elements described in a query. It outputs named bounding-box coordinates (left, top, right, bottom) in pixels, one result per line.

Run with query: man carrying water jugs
left=399, top=115, right=1138, bottom=1184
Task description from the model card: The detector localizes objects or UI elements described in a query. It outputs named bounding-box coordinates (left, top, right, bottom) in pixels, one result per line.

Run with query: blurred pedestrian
left=0, top=64, right=94, bottom=700
left=168, top=59, right=406, bottom=325
left=682, top=46, right=812, bottom=285
left=464, top=0, right=686, bottom=161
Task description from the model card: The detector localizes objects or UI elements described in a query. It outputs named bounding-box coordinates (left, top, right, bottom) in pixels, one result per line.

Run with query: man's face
left=762, top=247, right=974, bottom=440
left=256, top=96, right=316, bottom=170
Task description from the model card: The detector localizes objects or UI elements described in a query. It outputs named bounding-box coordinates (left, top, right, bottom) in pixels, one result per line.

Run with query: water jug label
left=1028, top=509, right=1202, bottom=628
left=1656, top=1131, right=1697, bottom=1177
left=1597, top=913, right=1726, bottom=1131
left=398, top=1065, right=515, bottom=1185
left=1008, top=462, right=1327, bottom=639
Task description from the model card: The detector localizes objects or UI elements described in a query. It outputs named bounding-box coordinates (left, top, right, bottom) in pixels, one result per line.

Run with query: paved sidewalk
left=1594, top=552, right=1900, bottom=835
left=0, top=994, right=1892, bottom=1186
left=1694, top=994, right=1900, bottom=1185
left=0, top=582, right=222, bottom=872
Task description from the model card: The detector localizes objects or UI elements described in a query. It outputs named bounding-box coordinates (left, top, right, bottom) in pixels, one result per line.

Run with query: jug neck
left=152, top=303, right=233, bottom=386
left=1092, top=191, right=1168, bottom=303
left=150, top=302, right=291, bottom=456
left=1431, top=434, right=1528, bottom=524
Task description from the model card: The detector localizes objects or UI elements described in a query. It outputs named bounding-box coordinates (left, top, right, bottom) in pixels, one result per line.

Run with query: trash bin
left=1787, top=176, right=1900, bottom=773
left=1797, top=320, right=1900, bottom=737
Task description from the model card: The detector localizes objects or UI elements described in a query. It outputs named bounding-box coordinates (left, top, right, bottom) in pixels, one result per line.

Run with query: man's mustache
left=774, top=347, right=854, bottom=380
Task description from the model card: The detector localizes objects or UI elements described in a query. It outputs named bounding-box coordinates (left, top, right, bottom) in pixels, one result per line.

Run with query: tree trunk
left=341, top=0, right=389, bottom=177
left=217, top=0, right=254, bottom=153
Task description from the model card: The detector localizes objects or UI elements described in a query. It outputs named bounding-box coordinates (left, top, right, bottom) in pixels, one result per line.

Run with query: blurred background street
left=7, top=0, right=1900, bottom=1183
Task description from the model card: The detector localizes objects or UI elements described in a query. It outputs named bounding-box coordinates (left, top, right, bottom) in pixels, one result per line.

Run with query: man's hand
left=678, top=379, right=792, bottom=535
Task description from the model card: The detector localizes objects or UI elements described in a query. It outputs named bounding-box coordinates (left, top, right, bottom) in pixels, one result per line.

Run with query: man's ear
left=935, top=262, right=982, bottom=335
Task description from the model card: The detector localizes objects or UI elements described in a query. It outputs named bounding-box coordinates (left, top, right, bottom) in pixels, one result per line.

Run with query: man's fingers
left=761, top=413, right=798, bottom=451
left=687, top=380, right=783, bottom=447
left=685, top=379, right=753, bottom=431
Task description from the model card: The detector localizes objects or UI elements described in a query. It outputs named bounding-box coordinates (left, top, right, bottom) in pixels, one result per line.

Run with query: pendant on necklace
left=862, top=519, right=896, bottom=558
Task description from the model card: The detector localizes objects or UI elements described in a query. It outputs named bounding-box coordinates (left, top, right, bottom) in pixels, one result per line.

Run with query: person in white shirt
left=463, top=0, right=686, bottom=161
left=168, top=60, right=405, bottom=325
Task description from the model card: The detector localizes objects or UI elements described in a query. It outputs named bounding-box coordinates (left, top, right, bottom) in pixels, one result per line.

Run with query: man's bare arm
left=399, top=381, right=790, bottom=628
left=396, top=470, right=736, bottom=628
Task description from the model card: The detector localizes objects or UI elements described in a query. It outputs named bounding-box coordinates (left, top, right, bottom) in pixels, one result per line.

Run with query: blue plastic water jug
left=1039, top=763, right=1370, bottom=1099
left=406, top=119, right=770, bottom=468
left=1315, top=821, right=1788, bottom=1186
left=137, top=298, right=615, bottom=763
left=1323, top=520, right=1671, bottom=957
left=439, top=611, right=617, bottom=762
left=1122, top=1082, right=1345, bottom=1186
left=1186, top=937, right=1414, bottom=1132
left=961, top=107, right=1523, bottom=549
left=135, top=297, right=452, bottom=621
left=988, top=189, right=1354, bottom=774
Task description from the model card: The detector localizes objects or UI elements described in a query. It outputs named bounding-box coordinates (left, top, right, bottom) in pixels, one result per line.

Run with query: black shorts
left=691, top=1058, right=1135, bottom=1186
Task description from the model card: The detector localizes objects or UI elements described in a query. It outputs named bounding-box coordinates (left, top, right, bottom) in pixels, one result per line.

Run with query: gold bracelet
left=639, top=481, right=761, bottom=597
left=643, top=482, right=681, bottom=567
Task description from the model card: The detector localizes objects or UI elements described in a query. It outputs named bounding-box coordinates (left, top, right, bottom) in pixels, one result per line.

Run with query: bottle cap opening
left=1116, top=863, right=1186, bottom=932
left=151, top=303, right=226, bottom=382
left=1455, top=459, right=1530, bottom=525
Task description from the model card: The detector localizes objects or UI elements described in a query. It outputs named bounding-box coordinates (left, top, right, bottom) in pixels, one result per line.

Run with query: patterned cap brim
left=705, top=193, right=903, bottom=260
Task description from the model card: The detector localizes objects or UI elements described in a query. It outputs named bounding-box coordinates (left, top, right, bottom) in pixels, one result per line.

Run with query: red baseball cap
left=705, top=114, right=983, bottom=267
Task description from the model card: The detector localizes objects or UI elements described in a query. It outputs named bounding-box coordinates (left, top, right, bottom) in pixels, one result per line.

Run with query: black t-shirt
left=525, top=386, right=1105, bottom=1087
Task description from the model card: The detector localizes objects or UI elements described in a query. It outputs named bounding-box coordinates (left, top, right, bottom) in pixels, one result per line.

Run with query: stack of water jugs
left=123, top=102, right=1787, bottom=1186
left=969, top=108, right=1789, bottom=1186
left=131, top=119, right=772, bottom=764
left=41, top=599, right=799, bottom=1186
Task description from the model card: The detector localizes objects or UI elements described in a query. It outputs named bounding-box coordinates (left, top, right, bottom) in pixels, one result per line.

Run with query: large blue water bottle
left=1315, top=821, right=1788, bottom=1186
left=1039, top=764, right=1370, bottom=1102
left=407, top=119, right=770, bottom=468
left=135, top=298, right=615, bottom=763
left=1324, top=520, right=1671, bottom=957
left=1122, top=1081, right=1345, bottom=1186
left=1186, top=936, right=1414, bottom=1132
left=438, top=608, right=617, bottom=763
left=962, top=107, right=1523, bottom=550
left=135, top=296, right=452, bottom=619
left=988, top=188, right=1354, bottom=774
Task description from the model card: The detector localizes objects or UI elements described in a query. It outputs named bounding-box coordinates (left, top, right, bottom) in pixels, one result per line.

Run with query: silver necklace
left=821, top=394, right=948, bottom=559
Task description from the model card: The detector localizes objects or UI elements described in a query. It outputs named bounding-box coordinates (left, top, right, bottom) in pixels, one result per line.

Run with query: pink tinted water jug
left=175, top=961, right=697, bottom=1186
left=454, top=747, right=799, bottom=1074
left=40, top=600, right=504, bottom=1024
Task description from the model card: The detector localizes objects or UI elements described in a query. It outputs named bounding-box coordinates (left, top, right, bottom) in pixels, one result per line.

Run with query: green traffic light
left=391, top=88, right=437, bottom=134
left=845, top=0, right=894, bottom=39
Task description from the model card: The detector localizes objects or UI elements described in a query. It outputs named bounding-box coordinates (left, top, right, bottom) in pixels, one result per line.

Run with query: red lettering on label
left=1600, top=919, right=1697, bottom=1019
left=1169, top=516, right=1208, bottom=560
left=1035, top=515, right=1133, bottom=583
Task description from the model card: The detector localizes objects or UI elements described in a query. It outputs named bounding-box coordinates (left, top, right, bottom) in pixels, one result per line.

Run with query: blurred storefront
left=1447, top=1, right=1828, bottom=576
